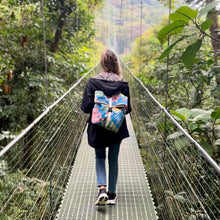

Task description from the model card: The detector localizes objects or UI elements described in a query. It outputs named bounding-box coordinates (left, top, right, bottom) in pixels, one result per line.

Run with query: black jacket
left=81, top=77, right=131, bottom=148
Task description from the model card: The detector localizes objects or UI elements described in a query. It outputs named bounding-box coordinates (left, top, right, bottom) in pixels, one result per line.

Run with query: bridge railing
left=1, top=60, right=219, bottom=219
left=122, top=62, right=220, bottom=220
left=0, top=66, right=99, bottom=219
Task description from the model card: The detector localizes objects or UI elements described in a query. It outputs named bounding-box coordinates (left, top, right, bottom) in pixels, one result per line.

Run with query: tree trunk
left=208, top=13, right=220, bottom=62
left=50, top=0, right=76, bottom=53
left=50, top=11, right=66, bottom=53
left=206, top=0, right=220, bottom=63
left=205, top=0, right=220, bottom=103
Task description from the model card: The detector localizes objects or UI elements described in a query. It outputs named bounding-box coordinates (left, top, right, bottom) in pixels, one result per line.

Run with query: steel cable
left=122, top=61, right=220, bottom=219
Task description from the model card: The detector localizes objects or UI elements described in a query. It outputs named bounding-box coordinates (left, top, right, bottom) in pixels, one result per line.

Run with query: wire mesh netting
left=0, top=66, right=99, bottom=219
left=1, top=60, right=220, bottom=220
left=122, top=63, right=220, bottom=220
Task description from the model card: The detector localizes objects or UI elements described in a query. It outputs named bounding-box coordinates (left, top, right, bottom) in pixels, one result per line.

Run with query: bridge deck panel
left=57, top=115, right=157, bottom=220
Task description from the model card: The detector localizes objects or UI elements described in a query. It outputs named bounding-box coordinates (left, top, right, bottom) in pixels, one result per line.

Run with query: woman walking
left=81, top=49, right=131, bottom=205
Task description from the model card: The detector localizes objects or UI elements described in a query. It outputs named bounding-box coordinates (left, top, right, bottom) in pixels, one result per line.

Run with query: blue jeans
left=95, top=142, right=121, bottom=193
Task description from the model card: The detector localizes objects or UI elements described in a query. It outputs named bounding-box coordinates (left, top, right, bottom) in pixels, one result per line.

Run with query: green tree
left=157, top=4, right=220, bottom=105
left=0, top=0, right=103, bottom=146
left=185, top=0, right=220, bottom=62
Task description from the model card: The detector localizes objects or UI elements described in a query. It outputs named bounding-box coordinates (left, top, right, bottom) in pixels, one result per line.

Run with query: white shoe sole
left=95, top=193, right=108, bottom=205
left=107, top=196, right=117, bottom=205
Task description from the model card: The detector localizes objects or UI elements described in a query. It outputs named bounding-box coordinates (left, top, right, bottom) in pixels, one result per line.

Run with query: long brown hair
left=100, top=49, right=122, bottom=76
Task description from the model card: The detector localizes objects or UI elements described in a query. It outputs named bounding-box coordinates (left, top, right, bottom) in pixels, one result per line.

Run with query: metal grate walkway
left=56, top=115, right=158, bottom=220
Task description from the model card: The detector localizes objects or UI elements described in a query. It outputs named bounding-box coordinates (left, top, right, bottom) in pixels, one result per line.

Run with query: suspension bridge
left=0, top=61, right=219, bottom=220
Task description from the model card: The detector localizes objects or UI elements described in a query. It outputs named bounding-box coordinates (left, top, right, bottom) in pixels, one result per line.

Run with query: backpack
left=91, top=90, right=128, bottom=132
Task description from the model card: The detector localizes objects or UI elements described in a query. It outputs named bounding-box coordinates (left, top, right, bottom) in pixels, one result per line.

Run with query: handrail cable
left=27, top=114, right=83, bottom=218
left=0, top=65, right=97, bottom=158
left=137, top=88, right=220, bottom=216
left=121, top=60, right=220, bottom=176
left=41, top=0, right=48, bottom=107
left=121, top=60, right=220, bottom=219
left=0, top=65, right=99, bottom=219
left=0, top=61, right=219, bottom=219
left=139, top=0, right=143, bottom=75
left=0, top=78, right=86, bottom=213
left=165, top=0, right=172, bottom=111
left=130, top=0, right=133, bottom=46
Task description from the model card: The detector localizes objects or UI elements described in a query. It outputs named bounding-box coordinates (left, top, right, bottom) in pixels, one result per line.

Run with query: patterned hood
left=89, top=72, right=129, bottom=97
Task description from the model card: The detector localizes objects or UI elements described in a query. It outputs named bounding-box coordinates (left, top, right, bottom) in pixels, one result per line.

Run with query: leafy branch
left=158, top=2, right=220, bottom=69
left=211, top=107, right=220, bottom=140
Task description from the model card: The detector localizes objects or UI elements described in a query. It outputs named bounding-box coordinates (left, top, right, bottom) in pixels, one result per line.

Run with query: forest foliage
left=0, top=0, right=104, bottom=147
left=0, top=1, right=104, bottom=217
left=128, top=1, right=220, bottom=162
left=0, top=0, right=219, bottom=219
left=1, top=0, right=219, bottom=180
left=125, top=1, right=220, bottom=218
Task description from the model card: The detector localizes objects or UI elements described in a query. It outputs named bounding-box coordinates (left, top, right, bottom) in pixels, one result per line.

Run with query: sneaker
left=107, top=192, right=117, bottom=205
left=95, top=189, right=108, bottom=205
